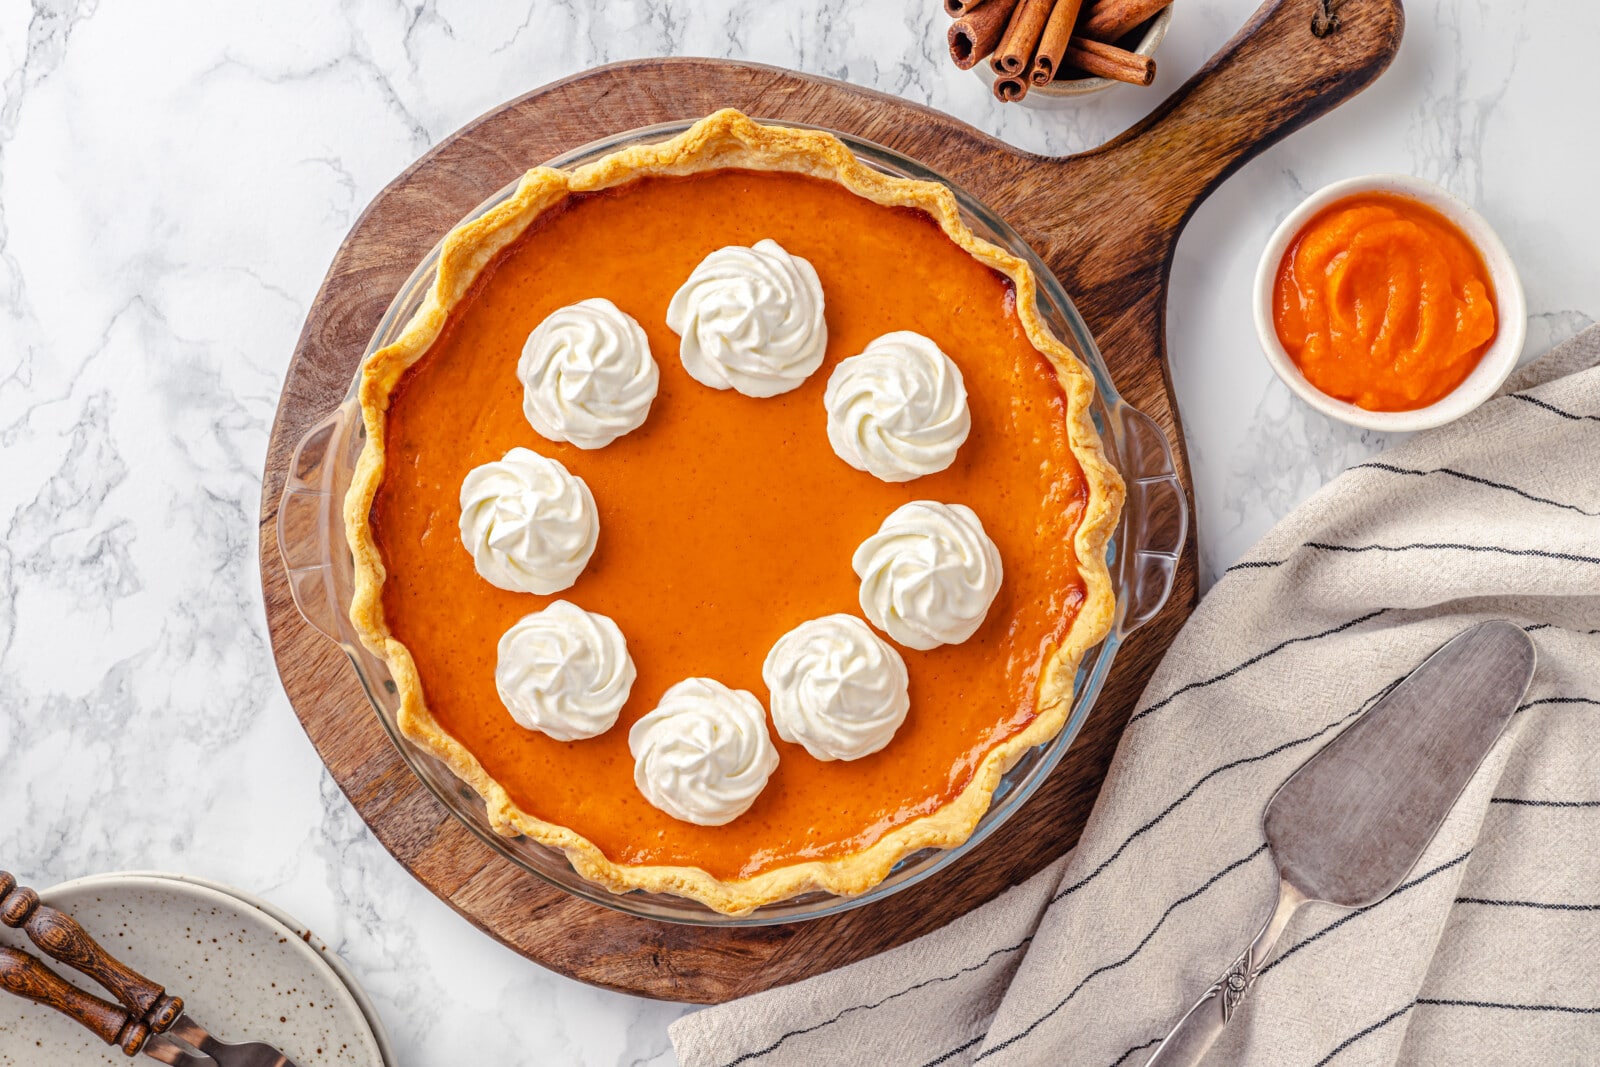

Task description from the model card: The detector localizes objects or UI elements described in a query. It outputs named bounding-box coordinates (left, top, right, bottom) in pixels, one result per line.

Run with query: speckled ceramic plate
left=0, top=872, right=391, bottom=1067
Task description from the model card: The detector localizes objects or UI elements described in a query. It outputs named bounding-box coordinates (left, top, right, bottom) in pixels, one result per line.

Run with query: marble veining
left=0, top=1, right=1594, bottom=1063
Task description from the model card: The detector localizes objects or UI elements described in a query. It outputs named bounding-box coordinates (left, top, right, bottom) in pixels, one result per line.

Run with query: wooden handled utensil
left=0, top=944, right=156, bottom=1055
left=0, top=871, right=184, bottom=1033
left=0, top=945, right=214, bottom=1065
left=0, top=871, right=303, bottom=1067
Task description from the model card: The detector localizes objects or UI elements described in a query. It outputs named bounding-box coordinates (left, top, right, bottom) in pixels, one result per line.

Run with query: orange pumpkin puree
left=372, top=169, right=1088, bottom=881
left=1272, top=192, right=1497, bottom=412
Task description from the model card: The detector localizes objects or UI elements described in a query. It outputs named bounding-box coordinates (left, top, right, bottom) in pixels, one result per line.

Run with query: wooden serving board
left=259, top=0, right=1401, bottom=1003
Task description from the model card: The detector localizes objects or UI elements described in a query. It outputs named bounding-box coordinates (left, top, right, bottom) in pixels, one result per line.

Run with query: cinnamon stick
left=948, top=0, right=1020, bottom=69
left=944, top=0, right=993, bottom=16
left=1064, top=35, right=1156, bottom=85
left=989, top=0, right=1054, bottom=76
left=993, top=70, right=1031, bottom=103
left=1081, top=0, right=1170, bottom=42
left=1029, top=0, right=1086, bottom=84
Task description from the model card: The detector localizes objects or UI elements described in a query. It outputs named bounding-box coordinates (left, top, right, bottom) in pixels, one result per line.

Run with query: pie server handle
left=1143, top=880, right=1304, bottom=1067
left=0, top=871, right=184, bottom=1034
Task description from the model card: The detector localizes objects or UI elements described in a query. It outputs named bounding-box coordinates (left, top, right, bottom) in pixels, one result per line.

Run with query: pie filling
left=370, top=167, right=1089, bottom=883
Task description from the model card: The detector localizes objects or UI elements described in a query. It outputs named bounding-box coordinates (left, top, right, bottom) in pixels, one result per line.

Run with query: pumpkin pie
left=346, top=110, right=1123, bottom=915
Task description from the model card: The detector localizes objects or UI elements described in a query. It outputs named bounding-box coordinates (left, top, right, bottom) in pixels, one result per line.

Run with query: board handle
left=1055, top=0, right=1403, bottom=265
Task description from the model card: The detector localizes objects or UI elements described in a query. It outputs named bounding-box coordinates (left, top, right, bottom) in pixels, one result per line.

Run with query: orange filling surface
left=372, top=170, right=1088, bottom=880
left=1273, top=192, right=1498, bottom=412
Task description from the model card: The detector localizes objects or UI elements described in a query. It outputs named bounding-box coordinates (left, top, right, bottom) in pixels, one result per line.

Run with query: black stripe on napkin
left=1314, top=997, right=1600, bottom=1065
left=1127, top=609, right=1390, bottom=725
left=1455, top=896, right=1600, bottom=911
left=719, top=938, right=1035, bottom=1066
left=1516, top=695, right=1600, bottom=714
left=1491, top=796, right=1600, bottom=808
left=1305, top=540, right=1600, bottom=565
left=1309, top=1002, right=1415, bottom=1066
left=971, top=845, right=1270, bottom=1062
left=1511, top=393, right=1600, bottom=422
left=1351, top=461, right=1600, bottom=516
left=1228, top=539, right=1600, bottom=573
left=1105, top=1036, right=1163, bottom=1067
left=1415, top=997, right=1600, bottom=1013
left=1510, top=623, right=1600, bottom=637
left=921, top=1034, right=984, bottom=1067
left=1223, top=558, right=1285, bottom=573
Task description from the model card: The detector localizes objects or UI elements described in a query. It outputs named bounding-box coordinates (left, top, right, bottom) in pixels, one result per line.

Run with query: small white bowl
left=1252, top=173, right=1525, bottom=432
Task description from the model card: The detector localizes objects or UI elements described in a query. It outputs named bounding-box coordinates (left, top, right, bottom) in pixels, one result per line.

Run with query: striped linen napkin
left=671, top=323, right=1600, bottom=1067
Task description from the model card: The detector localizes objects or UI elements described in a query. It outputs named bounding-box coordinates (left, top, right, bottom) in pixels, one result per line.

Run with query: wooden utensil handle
left=0, top=944, right=150, bottom=1055
left=0, top=872, right=183, bottom=1031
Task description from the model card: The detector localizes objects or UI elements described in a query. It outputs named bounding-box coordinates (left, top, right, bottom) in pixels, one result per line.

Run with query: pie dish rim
left=343, top=108, right=1125, bottom=916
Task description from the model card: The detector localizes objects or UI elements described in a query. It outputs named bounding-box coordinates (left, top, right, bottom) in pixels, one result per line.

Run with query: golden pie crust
left=346, top=109, right=1124, bottom=915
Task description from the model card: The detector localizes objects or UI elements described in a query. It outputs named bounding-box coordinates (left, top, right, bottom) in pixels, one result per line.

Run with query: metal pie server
left=1144, top=619, right=1536, bottom=1067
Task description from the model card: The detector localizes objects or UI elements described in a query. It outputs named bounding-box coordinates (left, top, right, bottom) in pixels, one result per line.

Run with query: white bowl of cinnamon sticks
left=948, top=0, right=1172, bottom=103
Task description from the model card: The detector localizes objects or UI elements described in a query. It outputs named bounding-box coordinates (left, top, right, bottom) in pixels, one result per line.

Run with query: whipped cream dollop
left=628, top=678, right=779, bottom=826
left=495, top=601, right=635, bottom=742
left=762, top=614, right=910, bottom=762
left=825, top=331, right=971, bottom=483
left=665, top=238, right=827, bottom=397
left=459, top=447, right=598, bottom=594
left=853, top=501, right=1003, bottom=650
left=518, top=298, right=659, bottom=450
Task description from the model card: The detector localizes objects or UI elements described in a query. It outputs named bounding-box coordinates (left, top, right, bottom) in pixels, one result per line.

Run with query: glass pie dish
left=276, top=121, right=1189, bottom=926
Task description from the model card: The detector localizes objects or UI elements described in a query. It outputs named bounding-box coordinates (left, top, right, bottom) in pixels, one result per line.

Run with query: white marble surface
left=0, top=1, right=1595, bottom=1063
